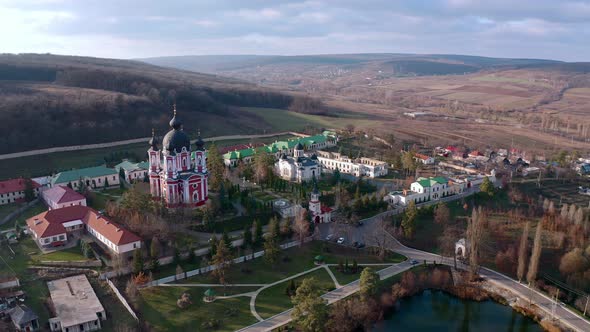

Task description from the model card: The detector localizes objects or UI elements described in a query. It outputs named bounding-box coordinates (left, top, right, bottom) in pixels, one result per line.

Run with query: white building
left=315, top=151, right=388, bottom=178
left=51, top=166, right=119, bottom=190
left=26, top=205, right=141, bottom=255
left=414, top=153, right=435, bottom=165
left=48, top=275, right=106, bottom=332
left=0, top=178, right=41, bottom=205
left=41, top=186, right=87, bottom=210
left=275, top=143, right=320, bottom=183
left=114, top=160, right=149, bottom=183
left=309, top=184, right=332, bottom=223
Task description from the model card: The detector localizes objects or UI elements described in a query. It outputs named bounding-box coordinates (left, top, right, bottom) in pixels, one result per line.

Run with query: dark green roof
left=204, top=289, right=216, bottom=296
left=52, top=165, right=117, bottom=185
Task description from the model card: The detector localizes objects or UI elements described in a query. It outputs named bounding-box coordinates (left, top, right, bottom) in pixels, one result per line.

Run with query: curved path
left=0, top=131, right=303, bottom=160
left=238, top=215, right=590, bottom=332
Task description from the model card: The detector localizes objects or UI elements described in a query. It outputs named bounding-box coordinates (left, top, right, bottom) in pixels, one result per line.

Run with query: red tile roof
left=42, top=186, right=85, bottom=204
left=414, top=153, right=431, bottom=160
left=321, top=206, right=332, bottom=213
left=0, top=178, right=40, bottom=195
left=27, top=206, right=140, bottom=245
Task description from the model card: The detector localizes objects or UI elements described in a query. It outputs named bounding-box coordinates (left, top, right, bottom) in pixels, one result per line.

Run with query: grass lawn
left=197, top=213, right=275, bottom=233
left=0, top=237, right=51, bottom=323
left=151, top=258, right=203, bottom=281
left=0, top=203, right=21, bottom=221
left=183, top=241, right=404, bottom=285
left=255, top=268, right=335, bottom=319
left=0, top=201, right=46, bottom=232
left=90, top=279, right=138, bottom=332
left=139, top=286, right=256, bottom=332
left=32, top=246, right=90, bottom=262
left=328, top=263, right=400, bottom=286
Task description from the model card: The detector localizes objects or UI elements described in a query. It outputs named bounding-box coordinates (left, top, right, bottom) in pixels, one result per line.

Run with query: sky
left=1, top=0, right=589, bottom=61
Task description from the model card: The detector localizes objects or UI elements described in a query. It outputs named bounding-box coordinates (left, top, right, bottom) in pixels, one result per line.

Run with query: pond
left=373, top=290, right=542, bottom=332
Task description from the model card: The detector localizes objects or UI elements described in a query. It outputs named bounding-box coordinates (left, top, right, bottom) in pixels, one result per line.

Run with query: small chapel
left=147, top=106, right=209, bottom=207
left=309, top=183, right=332, bottom=223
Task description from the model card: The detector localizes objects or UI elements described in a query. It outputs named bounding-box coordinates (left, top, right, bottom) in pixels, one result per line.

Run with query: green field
left=240, top=107, right=378, bottom=132
left=139, top=286, right=256, bottom=332
left=32, top=246, right=89, bottom=262
left=0, top=201, right=46, bottom=232
left=255, top=268, right=335, bottom=319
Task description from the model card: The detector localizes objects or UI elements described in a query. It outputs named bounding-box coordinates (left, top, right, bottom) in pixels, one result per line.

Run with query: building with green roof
left=51, top=165, right=119, bottom=190
left=222, top=132, right=337, bottom=167
left=115, top=159, right=150, bottom=183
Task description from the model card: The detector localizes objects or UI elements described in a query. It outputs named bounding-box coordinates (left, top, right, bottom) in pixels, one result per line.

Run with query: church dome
left=295, top=142, right=304, bottom=150
left=162, top=106, right=190, bottom=153
left=148, top=128, right=159, bottom=150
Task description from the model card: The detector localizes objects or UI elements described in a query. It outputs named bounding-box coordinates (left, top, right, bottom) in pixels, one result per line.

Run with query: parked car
left=411, top=259, right=419, bottom=265
left=325, top=234, right=334, bottom=241
left=352, top=241, right=359, bottom=247
left=357, top=242, right=366, bottom=248
left=337, top=237, right=345, bottom=244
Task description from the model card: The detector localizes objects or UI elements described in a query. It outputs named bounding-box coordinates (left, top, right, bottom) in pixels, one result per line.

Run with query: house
left=315, top=151, right=388, bottom=178
left=48, top=275, right=106, bottom=332
left=41, top=186, right=87, bottom=210
left=0, top=277, right=20, bottom=290
left=114, top=159, right=149, bottom=183
left=0, top=178, right=41, bottom=205
left=26, top=206, right=141, bottom=255
left=51, top=166, right=119, bottom=190
left=414, top=153, right=435, bottom=165
left=8, top=304, right=40, bottom=332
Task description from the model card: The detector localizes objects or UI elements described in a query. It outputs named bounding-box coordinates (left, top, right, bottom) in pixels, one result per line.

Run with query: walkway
left=0, top=131, right=300, bottom=160
left=238, top=215, right=590, bottom=332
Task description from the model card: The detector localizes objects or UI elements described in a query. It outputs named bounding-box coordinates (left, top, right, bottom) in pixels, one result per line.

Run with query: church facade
left=148, top=107, right=208, bottom=208
left=275, top=143, right=320, bottom=183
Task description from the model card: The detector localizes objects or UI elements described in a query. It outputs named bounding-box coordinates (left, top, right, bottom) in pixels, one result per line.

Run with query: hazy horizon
left=1, top=0, right=589, bottom=62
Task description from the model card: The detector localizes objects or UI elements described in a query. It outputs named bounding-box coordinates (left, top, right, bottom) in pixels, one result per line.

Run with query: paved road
left=0, top=131, right=302, bottom=160
left=239, top=209, right=590, bottom=332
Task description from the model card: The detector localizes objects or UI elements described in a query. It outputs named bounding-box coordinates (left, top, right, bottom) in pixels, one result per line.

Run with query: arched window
left=193, top=191, right=199, bottom=202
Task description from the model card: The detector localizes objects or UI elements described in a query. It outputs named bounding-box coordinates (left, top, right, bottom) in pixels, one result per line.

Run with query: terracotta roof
left=27, top=206, right=140, bottom=245
left=414, top=153, right=431, bottom=160
left=42, top=186, right=85, bottom=204
left=84, top=211, right=141, bottom=245
left=321, top=206, right=333, bottom=213
left=0, top=178, right=40, bottom=195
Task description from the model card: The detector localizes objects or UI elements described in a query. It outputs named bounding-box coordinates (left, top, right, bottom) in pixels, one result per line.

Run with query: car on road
left=325, top=234, right=334, bottom=241
left=411, top=259, right=419, bottom=265
left=337, top=237, right=345, bottom=244
left=353, top=242, right=365, bottom=248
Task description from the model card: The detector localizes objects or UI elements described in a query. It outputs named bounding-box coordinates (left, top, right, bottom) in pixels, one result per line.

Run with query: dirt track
left=0, top=131, right=304, bottom=161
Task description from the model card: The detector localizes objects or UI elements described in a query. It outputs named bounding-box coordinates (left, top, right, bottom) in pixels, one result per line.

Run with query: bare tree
left=369, top=217, right=388, bottom=261
left=434, top=202, right=450, bottom=225
left=212, top=239, right=233, bottom=291
left=292, top=208, right=310, bottom=246
left=527, top=222, right=543, bottom=285
left=467, top=207, right=485, bottom=279
left=517, top=221, right=530, bottom=282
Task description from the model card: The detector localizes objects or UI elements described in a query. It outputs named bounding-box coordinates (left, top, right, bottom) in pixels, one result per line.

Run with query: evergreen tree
left=209, top=238, right=218, bottom=258
left=132, top=249, right=144, bottom=275
left=480, top=176, right=495, bottom=196
left=23, top=178, right=36, bottom=202
left=149, top=258, right=160, bottom=272
left=243, top=224, right=253, bottom=253
left=187, top=247, right=196, bottom=263
left=172, top=246, right=181, bottom=266
left=253, top=219, right=264, bottom=248
left=269, top=216, right=281, bottom=241
left=207, top=142, right=224, bottom=191
left=264, top=234, right=281, bottom=265
left=401, top=201, right=417, bottom=238
left=222, top=230, right=233, bottom=251
left=359, top=267, right=379, bottom=301
left=150, top=236, right=161, bottom=259
left=291, top=277, right=329, bottom=332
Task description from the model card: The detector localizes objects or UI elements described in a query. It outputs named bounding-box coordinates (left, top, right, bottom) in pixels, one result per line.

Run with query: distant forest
left=0, top=54, right=295, bottom=154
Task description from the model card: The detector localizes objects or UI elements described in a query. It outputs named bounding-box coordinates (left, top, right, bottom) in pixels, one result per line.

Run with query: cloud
left=0, top=0, right=588, bottom=61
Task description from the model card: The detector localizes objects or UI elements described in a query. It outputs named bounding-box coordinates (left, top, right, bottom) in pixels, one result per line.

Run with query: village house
left=414, top=153, right=435, bottom=165
left=114, top=159, right=149, bottom=183
left=48, top=275, right=106, bottom=332
left=51, top=166, right=119, bottom=190
left=26, top=205, right=141, bottom=255
left=315, top=151, right=388, bottom=178
left=7, top=304, right=40, bottom=332
left=0, top=178, right=41, bottom=205
left=41, top=185, right=87, bottom=210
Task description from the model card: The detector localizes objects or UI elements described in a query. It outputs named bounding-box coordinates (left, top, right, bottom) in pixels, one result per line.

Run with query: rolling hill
left=0, top=54, right=294, bottom=154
